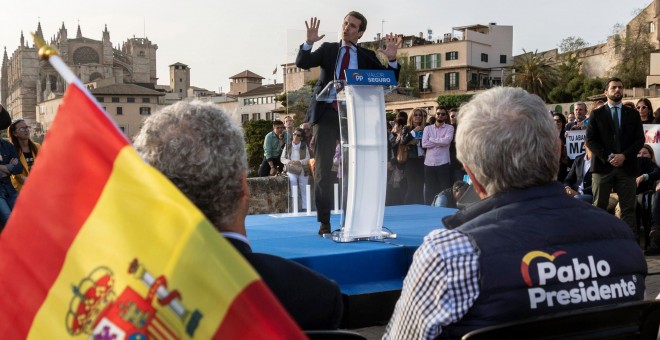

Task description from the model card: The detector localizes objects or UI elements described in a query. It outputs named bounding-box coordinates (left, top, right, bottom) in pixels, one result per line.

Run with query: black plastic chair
left=462, top=300, right=660, bottom=340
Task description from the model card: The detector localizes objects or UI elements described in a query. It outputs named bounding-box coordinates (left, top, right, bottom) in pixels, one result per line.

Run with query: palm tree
left=506, top=50, right=558, bottom=101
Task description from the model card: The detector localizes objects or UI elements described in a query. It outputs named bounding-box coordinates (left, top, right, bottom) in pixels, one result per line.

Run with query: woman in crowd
left=636, top=98, right=654, bottom=124
left=636, top=144, right=660, bottom=194
left=281, top=128, right=311, bottom=211
left=553, top=113, right=569, bottom=182
left=400, top=108, right=427, bottom=204
left=387, top=117, right=408, bottom=205
left=7, top=119, right=39, bottom=192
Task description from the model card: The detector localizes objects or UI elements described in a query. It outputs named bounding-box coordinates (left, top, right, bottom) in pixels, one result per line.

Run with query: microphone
left=350, top=41, right=387, bottom=70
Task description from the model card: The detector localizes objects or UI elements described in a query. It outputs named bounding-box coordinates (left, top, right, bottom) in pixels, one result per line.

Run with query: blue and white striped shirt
left=384, top=228, right=480, bottom=339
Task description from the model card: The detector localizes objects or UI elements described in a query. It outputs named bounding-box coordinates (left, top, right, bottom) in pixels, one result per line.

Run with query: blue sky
left=2, top=0, right=651, bottom=92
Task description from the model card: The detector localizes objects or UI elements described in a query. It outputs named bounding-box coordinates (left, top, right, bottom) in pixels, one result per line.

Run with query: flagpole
left=32, top=33, right=83, bottom=88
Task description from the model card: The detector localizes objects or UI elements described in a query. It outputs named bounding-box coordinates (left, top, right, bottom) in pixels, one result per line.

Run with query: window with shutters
left=446, top=51, right=459, bottom=60
left=445, top=72, right=459, bottom=91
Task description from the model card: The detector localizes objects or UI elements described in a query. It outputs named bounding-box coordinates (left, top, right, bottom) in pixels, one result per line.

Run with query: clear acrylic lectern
left=316, top=71, right=398, bottom=242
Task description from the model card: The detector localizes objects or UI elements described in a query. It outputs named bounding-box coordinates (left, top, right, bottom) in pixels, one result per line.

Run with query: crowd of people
left=386, top=106, right=465, bottom=206
left=385, top=83, right=647, bottom=339
left=0, top=8, right=653, bottom=338
left=259, top=106, right=465, bottom=211
left=556, top=89, right=660, bottom=255
left=261, top=107, right=466, bottom=213
left=250, top=10, right=653, bottom=335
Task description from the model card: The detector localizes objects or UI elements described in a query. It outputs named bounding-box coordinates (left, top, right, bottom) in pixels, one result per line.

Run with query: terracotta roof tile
left=90, top=83, right=165, bottom=96
left=229, top=70, right=264, bottom=79
left=238, top=84, right=283, bottom=97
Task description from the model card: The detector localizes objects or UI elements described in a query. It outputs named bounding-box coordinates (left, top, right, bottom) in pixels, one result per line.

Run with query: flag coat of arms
left=0, top=52, right=305, bottom=339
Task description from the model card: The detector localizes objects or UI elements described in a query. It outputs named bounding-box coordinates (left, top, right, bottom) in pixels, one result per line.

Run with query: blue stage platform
left=246, top=204, right=457, bottom=327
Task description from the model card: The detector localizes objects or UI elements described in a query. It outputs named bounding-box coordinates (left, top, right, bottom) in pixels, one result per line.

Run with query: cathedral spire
left=76, top=23, right=82, bottom=39
left=60, top=22, right=66, bottom=32
left=3, top=47, right=8, bottom=62
left=102, top=24, right=110, bottom=41
left=20, top=31, right=25, bottom=47
left=35, top=21, right=44, bottom=41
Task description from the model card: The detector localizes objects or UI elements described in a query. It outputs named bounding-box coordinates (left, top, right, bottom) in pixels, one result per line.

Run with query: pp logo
left=352, top=73, right=363, bottom=81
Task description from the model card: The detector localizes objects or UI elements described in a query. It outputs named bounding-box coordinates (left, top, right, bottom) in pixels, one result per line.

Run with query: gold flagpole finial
left=31, top=32, right=59, bottom=60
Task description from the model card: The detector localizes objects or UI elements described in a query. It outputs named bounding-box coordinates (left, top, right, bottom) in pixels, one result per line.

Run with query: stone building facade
left=1, top=22, right=158, bottom=125
left=360, top=23, right=514, bottom=99
left=534, top=0, right=660, bottom=80
left=282, top=62, right=320, bottom=92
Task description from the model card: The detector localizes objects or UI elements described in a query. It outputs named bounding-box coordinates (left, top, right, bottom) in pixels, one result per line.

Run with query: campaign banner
left=344, top=69, right=397, bottom=86
left=643, top=124, right=660, bottom=167
left=565, top=130, right=586, bottom=160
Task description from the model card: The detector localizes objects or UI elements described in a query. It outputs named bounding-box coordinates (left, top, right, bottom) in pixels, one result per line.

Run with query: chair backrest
left=462, top=300, right=660, bottom=340
left=305, top=330, right=367, bottom=340
left=457, top=184, right=480, bottom=209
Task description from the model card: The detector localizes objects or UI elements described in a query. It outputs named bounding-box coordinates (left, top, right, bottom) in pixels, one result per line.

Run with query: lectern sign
left=344, top=69, right=397, bottom=86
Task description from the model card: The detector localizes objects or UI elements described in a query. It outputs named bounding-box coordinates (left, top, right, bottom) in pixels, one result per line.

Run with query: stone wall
left=247, top=176, right=289, bottom=214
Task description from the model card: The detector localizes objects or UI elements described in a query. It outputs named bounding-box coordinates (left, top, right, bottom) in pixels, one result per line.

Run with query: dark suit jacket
left=225, top=236, right=343, bottom=330
left=564, top=153, right=592, bottom=195
left=295, top=42, right=400, bottom=123
left=565, top=120, right=585, bottom=131
left=586, top=104, right=644, bottom=176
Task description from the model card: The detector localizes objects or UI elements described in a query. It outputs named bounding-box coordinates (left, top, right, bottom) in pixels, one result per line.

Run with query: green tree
left=612, top=9, right=655, bottom=87
left=558, top=36, right=589, bottom=53
left=579, top=77, right=606, bottom=100
left=437, top=94, right=473, bottom=108
left=243, top=119, right=274, bottom=177
left=506, top=50, right=558, bottom=101
left=547, top=87, right=572, bottom=104
left=548, top=55, right=582, bottom=103
left=276, top=79, right=316, bottom=126
left=396, top=53, right=419, bottom=97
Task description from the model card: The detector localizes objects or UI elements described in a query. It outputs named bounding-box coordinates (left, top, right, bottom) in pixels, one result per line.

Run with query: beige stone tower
left=169, top=62, right=190, bottom=99
left=229, top=70, right=264, bottom=95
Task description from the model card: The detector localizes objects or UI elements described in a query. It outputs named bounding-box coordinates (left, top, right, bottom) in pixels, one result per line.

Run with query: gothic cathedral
left=1, top=22, right=158, bottom=130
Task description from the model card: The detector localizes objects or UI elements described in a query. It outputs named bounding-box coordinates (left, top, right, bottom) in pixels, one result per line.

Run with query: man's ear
left=464, top=165, right=488, bottom=199
left=241, top=173, right=250, bottom=200
left=358, top=31, right=364, bottom=39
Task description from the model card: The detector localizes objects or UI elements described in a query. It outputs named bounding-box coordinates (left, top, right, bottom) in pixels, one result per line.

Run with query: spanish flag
left=0, top=60, right=304, bottom=338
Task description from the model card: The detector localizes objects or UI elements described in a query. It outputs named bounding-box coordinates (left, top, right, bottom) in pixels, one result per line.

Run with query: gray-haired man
left=133, top=100, right=343, bottom=330
left=385, top=87, right=646, bottom=339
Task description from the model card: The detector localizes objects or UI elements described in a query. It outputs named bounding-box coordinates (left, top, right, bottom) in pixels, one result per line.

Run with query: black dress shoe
left=318, top=223, right=331, bottom=235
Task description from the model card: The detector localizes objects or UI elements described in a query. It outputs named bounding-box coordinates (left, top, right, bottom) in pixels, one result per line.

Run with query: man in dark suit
left=563, top=143, right=593, bottom=203
left=586, top=77, right=645, bottom=230
left=295, top=11, right=400, bottom=235
left=134, top=100, right=343, bottom=330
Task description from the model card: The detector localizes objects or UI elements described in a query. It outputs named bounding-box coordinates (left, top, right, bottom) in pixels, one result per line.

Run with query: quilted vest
left=440, top=182, right=647, bottom=339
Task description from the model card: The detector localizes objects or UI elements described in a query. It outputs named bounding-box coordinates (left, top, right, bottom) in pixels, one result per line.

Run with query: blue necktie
left=612, top=106, right=621, bottom=152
